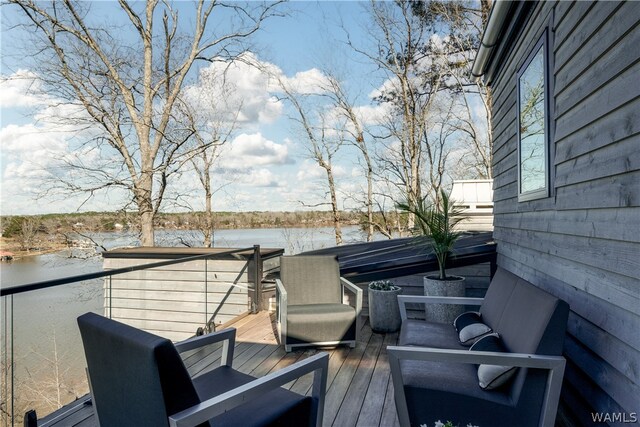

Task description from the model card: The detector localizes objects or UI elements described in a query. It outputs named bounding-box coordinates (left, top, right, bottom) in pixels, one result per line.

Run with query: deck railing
left=0, top=246, right=274, bottom=427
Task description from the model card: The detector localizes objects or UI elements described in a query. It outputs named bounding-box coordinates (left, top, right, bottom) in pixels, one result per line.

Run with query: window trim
left=517, top=30, right=551, bottom=202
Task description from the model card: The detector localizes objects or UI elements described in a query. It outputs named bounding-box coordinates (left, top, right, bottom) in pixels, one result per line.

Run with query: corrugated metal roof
left=300, top=231, right=496, bottom=282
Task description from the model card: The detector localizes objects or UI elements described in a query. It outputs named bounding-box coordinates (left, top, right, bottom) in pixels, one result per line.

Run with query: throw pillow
left=453, top=311, right=481, bottom=331
left=454, top=311, right=492, bottom=346
left=470, top=333, right=518, bottom=390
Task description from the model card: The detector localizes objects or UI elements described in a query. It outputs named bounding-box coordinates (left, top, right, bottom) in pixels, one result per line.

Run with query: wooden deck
left=39, top=312, right=400, bottom=427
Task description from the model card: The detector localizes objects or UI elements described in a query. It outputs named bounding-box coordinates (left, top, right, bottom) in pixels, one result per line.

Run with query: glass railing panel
left=1, top=276, right=103, bottom=425
left=0, top=247, right=261, bottom=425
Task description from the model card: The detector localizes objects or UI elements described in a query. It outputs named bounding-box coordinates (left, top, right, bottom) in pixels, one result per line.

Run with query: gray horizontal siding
left=490, top=0, right=640, bottom=424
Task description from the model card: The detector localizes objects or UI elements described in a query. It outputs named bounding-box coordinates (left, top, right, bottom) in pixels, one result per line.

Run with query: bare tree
left=18, top=216, right=40, bottom=251
left=321, top=73, right=376, bottom=241
left=411, top=0, right=493, bottom=178
left=6, top=0, right=283, bottom=246
left=423, top=94, right=461, bottom=201
left=273, top=75, right=344, bottom=245
left=347, top=1, right=447, bottom=228
left=170, top=67, right=241, bottom=247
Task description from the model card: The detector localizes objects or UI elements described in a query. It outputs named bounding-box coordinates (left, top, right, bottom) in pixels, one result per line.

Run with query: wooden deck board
left=322, top=323, right=374, bottom=427
left=333, top=331, right=385, bottom=426
left=356, top=332, right=398, bottom=427
left=39, top=312, right=400, bottom=427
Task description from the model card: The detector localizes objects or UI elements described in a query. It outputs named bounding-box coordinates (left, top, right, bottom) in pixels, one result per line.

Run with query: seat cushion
left=286, top=303, right=356, bottom=345
left=400, top=359, right=519, bottom=427
left=399, top=319, right=466, bottom=350
left=193, top=366, right=312, bottom=427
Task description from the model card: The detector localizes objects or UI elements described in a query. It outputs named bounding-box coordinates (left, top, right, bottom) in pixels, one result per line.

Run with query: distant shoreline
left=0, top=212, right=368, bottom=260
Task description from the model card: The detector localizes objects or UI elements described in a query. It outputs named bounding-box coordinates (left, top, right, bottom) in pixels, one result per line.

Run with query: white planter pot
left=423, top=275, right=466, bottom=323
left=368, top=287, right=403, bottom=333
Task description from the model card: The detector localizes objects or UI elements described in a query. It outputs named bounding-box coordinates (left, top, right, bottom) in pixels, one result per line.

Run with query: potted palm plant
left=368, top=280, right=402, bottom=333
left=397, top=189, right=467, bottom=323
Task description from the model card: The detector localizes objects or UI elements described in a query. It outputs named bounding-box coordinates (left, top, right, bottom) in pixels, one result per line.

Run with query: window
left=517, top=33, right=549, bottom=201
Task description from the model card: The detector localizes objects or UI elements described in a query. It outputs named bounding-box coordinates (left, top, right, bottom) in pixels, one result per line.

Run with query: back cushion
left=78, top=313, right=202, bottom=427
left=280, top=255, right=341, bottom=305
left=496, top=279, right=559, bottom=354
left=479, top=268, right=518, bottom=328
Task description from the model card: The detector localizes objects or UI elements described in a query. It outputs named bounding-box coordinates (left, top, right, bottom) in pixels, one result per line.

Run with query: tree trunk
left=203, top=174, right=213, bottom=248
left=327, top=167, right=343, bottom=245
left=139, top=210, right=155, bottom=247
left=135, top=172, right=155, bottom=247
left=366, top=162, right=374, bottom=241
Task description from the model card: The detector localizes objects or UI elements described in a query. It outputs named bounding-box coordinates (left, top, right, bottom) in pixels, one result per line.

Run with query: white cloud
left=184, top=54, right=283, bottom=127
left=238, top=168, right=281, bottom=187
left=0, top=70, right=49, bottom=109
left=1, top=124, right=68, bottom=177
left=295, top=160, right=348, bottom=182
left=352, top=103, right=393, bottom=126
left=296, top=160, right=325, bottom=181
left=222, top=132, right=291, bottom=169
left=279, top=68, right=330, bottom=95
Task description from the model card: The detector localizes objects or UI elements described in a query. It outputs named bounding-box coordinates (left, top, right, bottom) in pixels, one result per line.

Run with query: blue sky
left=0, top=1, right=435, bottom=216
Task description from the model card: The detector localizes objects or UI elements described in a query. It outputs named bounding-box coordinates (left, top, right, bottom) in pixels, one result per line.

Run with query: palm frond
left=396, top=189, right=468, bottom=279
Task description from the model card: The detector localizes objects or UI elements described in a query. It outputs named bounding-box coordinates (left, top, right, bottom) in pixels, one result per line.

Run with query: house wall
left=490, top=1, right=640, bottom=424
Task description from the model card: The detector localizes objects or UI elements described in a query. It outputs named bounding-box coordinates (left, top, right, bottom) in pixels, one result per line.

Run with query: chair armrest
left=168, top=352, right=329, bottom=427
left=340, top=277, right=363, bottom=314
left=275, top=279, right=287, bottom=341
left=175, top=328, right=236, bottom=367
left=275, top=278, right=287, bottom=303
left=388, top=346, right=565, bottom=427
left=397, top=295, right=484, bottom=320
left=388, top=345, right=565, bottom=369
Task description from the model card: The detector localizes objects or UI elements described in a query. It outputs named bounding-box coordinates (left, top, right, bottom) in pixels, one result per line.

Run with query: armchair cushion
left=192, top=366, right=312, bottom=426
left=400, top=319, right=466, bottom=350
left=470, top=334, right=517, bottom=390
left=287, top=303, right=356, bottom=345
left=280, top=256, right=342, bottom=305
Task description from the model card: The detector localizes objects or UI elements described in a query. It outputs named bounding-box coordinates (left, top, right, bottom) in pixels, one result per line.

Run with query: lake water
left=0, top=226, right=370, bottom=420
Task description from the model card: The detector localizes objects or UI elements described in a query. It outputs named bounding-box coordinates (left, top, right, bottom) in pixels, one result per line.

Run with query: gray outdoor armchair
left=77, top=312, right=328, bottom=427
left=276, top=255, right=362, bottom=352
left=388, top=268, right=569, bottom=427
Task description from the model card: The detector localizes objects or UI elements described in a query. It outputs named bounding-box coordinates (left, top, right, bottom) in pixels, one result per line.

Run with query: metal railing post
left=205, top=257, right=209, bottom=331
left=253, top=245, right=263, bottom=313
left=108, top=274, right=113, bottom=319
left=9, top=295, right=14, bottom=427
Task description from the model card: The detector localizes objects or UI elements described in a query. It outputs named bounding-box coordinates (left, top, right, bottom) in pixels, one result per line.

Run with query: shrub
left=369, top=280, right=400, bottom=291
